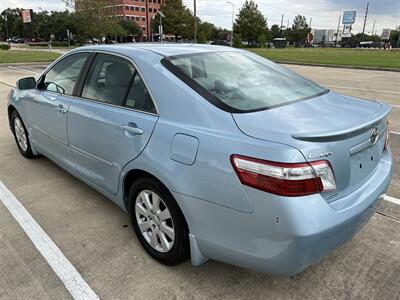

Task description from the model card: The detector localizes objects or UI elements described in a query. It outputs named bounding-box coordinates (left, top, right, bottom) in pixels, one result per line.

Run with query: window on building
left=141, top=7, right=145, bottom=12
left=141, top=16, right=145, bottom=21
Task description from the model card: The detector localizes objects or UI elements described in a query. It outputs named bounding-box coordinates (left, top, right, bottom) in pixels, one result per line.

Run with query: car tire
left=129, top=176, right=189, bottom=266
left=11, top=111, right=35, bottom=159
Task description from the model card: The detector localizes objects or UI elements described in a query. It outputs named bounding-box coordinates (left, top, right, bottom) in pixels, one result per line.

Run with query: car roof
left=75, top=43, right=241, bottom=57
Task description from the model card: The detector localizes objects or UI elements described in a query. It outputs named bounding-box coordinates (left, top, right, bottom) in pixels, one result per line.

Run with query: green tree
left=389, top=27, right=400, bottom=48
left=151, top=0, right=194, bottom=41
left=270, top=24, right=281, bottom=39
left=233, top=33, right=242, bottom=48
left=234, top=0, right=268, bottom=45
left=198, top=21, right=215, bottom=43
left=288, top=14, right=310, bottom=44
left=118, top=20, right=143, bottom=37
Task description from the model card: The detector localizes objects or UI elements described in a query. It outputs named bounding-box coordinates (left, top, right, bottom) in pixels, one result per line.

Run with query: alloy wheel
left=135, top=190, right=175, bottom=253
left=14, top=117, right=28, bottom=152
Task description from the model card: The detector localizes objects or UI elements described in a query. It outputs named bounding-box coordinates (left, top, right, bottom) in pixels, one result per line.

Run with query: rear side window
left=125, top=73, right=156, bottom=114
left=82, top=54, right=135, bottom=106
left=41, top=52, right=89, bottom=95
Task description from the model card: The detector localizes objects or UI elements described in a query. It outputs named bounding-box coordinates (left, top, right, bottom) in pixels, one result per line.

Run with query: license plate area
left=349, top=142, right=382, bottom=186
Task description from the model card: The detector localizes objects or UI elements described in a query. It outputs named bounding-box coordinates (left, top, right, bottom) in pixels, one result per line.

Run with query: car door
left=24, top=52, right=90, bottom=169
left=67, top=53, right=158, bottom=195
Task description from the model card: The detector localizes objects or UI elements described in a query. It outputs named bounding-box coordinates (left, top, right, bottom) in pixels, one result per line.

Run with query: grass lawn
left=250, top=48, right=400, bottom=70
left=0, top=50, right=61, bottom=64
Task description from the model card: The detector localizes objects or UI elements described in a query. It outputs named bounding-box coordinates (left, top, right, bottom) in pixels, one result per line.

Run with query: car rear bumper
left=173, top=149, right=392, bottom=276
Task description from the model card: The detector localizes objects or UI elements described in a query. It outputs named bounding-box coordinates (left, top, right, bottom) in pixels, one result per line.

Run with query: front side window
left=163, top=51, right=327, bottom=112
left=82, top=54, right=135, bottom=106
left=41, top=52, right=89, bottom=95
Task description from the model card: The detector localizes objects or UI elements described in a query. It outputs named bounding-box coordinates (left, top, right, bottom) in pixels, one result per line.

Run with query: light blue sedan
left=7, top=44, right=392, bottom=276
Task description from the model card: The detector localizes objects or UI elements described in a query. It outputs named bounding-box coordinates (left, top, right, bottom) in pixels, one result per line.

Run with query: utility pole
left=194, top=0, right=197, bottom=43
left=5, top=15, right=10, bottom=49
left=335, top=14, right=341, bottom=46
left=287, top=19, right=289, bottom=30
left=309, top=18, right=312, bottom=28
left=227, top=2, right=234, bottom=47
left=362, top=1, right=369, bottom=36
left=280, top=14, right=284, bottom=31
left=371, top=19, right=376, bottom=36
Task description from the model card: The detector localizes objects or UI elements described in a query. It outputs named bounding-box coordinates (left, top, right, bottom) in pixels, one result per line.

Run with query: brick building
left=75, top=0, right=164, bottom=40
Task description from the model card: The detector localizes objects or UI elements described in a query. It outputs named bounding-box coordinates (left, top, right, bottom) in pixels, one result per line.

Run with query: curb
left=0, top=62, right=54, bottom=66
left=276, top=61, right=400, bottom=72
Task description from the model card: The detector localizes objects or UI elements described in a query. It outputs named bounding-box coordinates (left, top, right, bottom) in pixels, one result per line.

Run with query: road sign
left=342, top=25, right=352, bottom=38
left=21, top=9, right=32, bottom=23
left=342, top=11, right=356, bottom=24
left=381, top=29, right=391, bottom=40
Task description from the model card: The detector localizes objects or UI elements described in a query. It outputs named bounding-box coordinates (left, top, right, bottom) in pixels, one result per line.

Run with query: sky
left=1, top=0, right=399, bottom=34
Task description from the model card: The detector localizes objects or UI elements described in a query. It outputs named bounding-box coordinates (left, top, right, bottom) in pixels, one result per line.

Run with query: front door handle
left=122, top=123, right=143, bottom=136
left=55, top=105, right=67, bottom=114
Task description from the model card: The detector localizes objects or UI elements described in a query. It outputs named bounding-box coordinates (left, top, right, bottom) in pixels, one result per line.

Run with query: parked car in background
left=7, top=44, right=392, bottom=276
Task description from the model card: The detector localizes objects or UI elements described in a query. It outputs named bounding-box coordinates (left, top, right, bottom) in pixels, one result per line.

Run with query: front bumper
left=173, top=149, right=392, bottom=276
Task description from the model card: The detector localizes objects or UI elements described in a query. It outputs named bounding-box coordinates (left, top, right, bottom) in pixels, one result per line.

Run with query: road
left=0, top=63, right=399, bottom=299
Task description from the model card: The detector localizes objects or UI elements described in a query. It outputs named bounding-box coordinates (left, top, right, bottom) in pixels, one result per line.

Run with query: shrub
left=0, top=44, right=10, bottom=50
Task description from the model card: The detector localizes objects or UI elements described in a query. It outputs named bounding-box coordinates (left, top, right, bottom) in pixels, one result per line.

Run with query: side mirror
left=17, top=77, right=36, bottom=90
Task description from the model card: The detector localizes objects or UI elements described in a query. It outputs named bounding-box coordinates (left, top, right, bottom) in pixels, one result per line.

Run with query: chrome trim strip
left=350, top=129, right=385, bottom=155
left=70, top=144, right=113, bottom=167
left=32, top=125, right=68, bottom=146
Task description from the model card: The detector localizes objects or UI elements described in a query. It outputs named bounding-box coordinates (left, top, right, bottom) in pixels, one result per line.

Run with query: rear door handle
left=122, top=123, right=143, bottom=136
left=55, top=105, right=67, bottom=114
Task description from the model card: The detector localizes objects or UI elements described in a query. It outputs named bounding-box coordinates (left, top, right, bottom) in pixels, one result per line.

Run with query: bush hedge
left=0, top=44, right=10, bottom=50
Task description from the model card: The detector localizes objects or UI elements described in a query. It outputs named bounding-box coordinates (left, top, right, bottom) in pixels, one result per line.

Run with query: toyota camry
left=7, top=44, right=392, bottom=276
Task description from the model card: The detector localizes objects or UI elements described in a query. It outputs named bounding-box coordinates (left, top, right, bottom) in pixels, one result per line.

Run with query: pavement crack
left=375, top=210, right=400, bottom=223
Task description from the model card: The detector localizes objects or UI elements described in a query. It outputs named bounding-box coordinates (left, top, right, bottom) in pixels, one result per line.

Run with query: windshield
left=163, top=51, right=327, bottom=112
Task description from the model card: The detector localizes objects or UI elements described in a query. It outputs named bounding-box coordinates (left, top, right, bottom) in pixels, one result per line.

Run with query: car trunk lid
left=232, top=91, right=391, bottom=202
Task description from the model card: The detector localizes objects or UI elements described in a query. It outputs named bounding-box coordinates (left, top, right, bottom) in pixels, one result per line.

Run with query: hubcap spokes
left=135, top=190, right=175, bottom=253
left=14, top=118, right=28, bottom=151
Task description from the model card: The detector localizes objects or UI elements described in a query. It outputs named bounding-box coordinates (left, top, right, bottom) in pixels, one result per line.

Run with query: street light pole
left=194, top=0, right=197, bottom=43
left=335, top=14, right=341, bottom=47
left=157, top=11, right=165, bottom=43
left=227, top=2, right=234, bottom=47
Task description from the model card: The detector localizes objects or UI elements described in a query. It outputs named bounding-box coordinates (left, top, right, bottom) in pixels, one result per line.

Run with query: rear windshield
left=162, top=51, right=327, bottom=112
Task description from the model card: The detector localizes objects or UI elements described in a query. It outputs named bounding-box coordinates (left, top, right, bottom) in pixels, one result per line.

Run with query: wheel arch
left=123, top=168, right=190, bottom=236
left=7, top=105, right=17, bottom=130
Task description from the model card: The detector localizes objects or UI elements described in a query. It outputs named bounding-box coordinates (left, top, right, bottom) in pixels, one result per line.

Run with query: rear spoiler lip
left=292, top=102, right=391, bottom=142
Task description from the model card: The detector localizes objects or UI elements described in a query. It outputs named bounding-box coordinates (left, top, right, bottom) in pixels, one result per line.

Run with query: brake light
left=384, top=121, right=389, bottom=151
left=230, top=155, right=336, bottom=197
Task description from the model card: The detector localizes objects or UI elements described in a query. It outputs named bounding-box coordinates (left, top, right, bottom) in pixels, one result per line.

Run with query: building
left=311, top=29, right=338, bottom=45
left=75, top=0, right=164, bottom=40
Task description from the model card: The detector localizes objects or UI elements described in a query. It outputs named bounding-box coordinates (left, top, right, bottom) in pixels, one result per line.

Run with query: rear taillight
left=230, top=155, right=336, bottom=197
left=384, top=121, right=389, bottom=151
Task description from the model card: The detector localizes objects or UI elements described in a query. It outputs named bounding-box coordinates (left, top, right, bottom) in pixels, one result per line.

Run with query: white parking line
left=382, top=194, right=400, bottom=206
left=0, top=181, right=99, bottom=300
left=326, top=85, right=400, bottom=95
left=391, top=105, right=400, bottom=108
left=391, top=131, right=400, bottom=135
left=7, top=66, right=39, bottom=75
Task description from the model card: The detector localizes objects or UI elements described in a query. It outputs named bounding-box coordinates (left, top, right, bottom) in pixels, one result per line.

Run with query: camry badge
left=308, top=152, right=333, bottom=159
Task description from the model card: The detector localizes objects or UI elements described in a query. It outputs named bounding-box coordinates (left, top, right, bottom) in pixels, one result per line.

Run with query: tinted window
left=82, top=54, right=134, bottom=106
left=42, top=53, right=89, bottom=95
left=165, top=52, right=327, bottom=112
left=125, top=73, right=156, bottom=113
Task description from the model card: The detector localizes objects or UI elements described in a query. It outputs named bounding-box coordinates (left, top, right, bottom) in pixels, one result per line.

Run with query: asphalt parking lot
left=0, top=63, right=399, bottom=299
